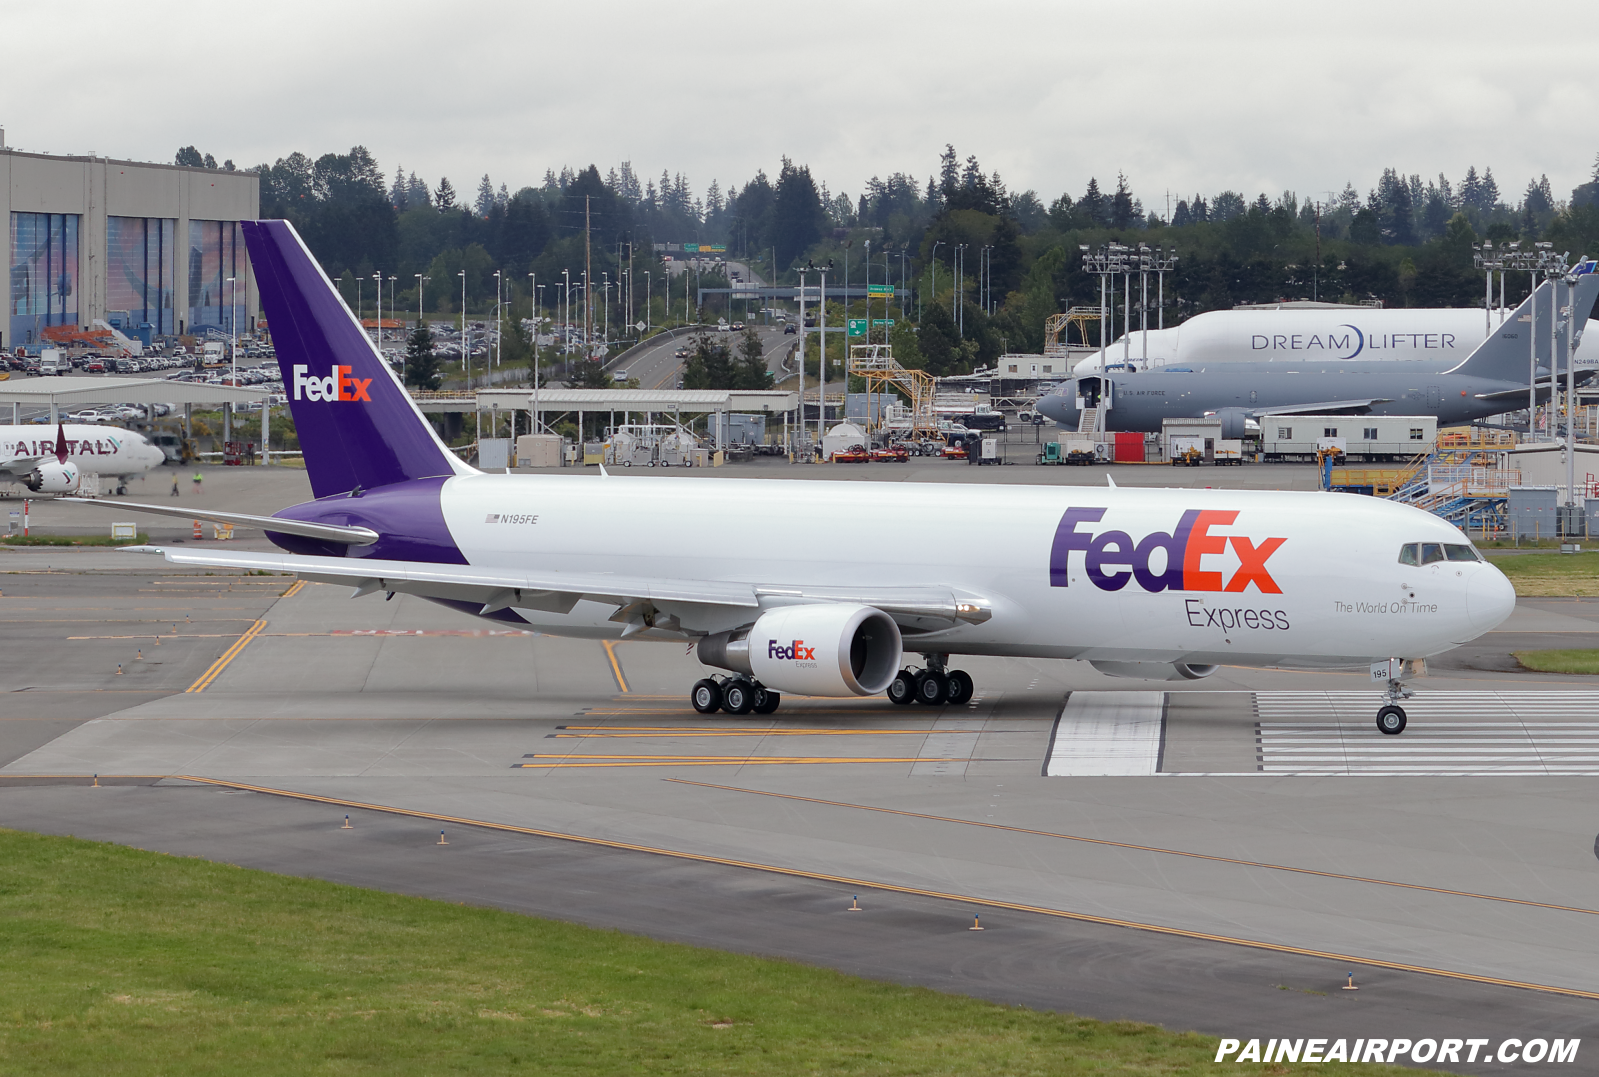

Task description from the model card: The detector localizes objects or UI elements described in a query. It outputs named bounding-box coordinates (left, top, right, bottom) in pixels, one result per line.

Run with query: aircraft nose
left=1037, top=391, right=1071, bottom=424
left=1465, top=563, right=1516, bottom=635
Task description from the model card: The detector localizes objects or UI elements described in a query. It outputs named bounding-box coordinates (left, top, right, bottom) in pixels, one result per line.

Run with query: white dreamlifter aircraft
left=71, top=221, right=1518, bottom=736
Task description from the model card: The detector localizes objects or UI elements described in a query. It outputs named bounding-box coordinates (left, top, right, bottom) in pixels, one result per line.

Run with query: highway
left=603, top=324, right=791, bottom=390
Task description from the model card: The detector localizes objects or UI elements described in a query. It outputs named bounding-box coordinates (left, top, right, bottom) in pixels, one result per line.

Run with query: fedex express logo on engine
left=768, top=639, right=817, bottom=661
left=1050, top=508, right=1284, bottom=593
left=292, top=364, right=372, bottom=402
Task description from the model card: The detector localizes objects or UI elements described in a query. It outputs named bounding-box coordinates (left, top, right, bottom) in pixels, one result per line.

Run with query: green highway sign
left=847, top=319, right=866, bottom=336
left=872, top=319, right=895, bottom=328
left=867, top=284, right=894, bottom=296
left=705, top=244, right=727, bottom=252
left=682, top=243, right=699, bottom=253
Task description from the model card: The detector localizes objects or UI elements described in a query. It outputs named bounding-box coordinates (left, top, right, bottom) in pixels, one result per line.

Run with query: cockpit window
left=1398, top=543, right=1419, bottom=566
left=1444, top=543, right=1480, bottom=562
left=1420, top=543, right=1446, bottom=564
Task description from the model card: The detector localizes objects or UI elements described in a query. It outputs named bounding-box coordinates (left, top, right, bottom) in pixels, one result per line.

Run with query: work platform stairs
left=1077, top=407, right=1101, bottom=436
left=1386, top=448, right=1516, bottom=530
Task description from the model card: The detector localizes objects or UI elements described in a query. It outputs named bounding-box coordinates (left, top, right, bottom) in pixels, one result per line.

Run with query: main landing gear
left=691, top=676, right=781, bottom=715
left=887, top=654, right=974, bottom=707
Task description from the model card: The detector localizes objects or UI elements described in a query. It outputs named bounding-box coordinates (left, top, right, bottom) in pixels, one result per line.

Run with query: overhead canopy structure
left=417, top=388, right=798, bottom=415
left=0, top=376, right=270, bottom=422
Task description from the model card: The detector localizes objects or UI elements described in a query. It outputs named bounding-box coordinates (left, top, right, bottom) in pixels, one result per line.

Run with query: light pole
left=372, top=272, right=382, bottom=355
left=459, top=270, right=468, bottom=387
left=493, top=270, right=503, bottom=371
left=928, top=240, right=944, bottom=323
left=602, top=271, right=610, bottom=348
left=529, top=271, right=540, bottom=434
left=644, top=271, right=652, bottom=331
left=796, top=265, right=808, bottom=459
left=412, top=274, right=430, bottom=384
left=225, top=275, right=237, bottom=448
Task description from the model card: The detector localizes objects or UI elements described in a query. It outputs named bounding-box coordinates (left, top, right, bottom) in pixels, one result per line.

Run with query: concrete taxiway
left=2, top=482, right=1598, bottom=1073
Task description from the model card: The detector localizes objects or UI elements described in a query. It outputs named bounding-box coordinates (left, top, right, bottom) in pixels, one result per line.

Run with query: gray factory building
left=1, top=132, right=259, bottom=350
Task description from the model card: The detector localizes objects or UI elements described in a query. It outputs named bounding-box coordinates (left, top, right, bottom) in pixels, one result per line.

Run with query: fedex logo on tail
left=768, top=639, right=816, bottom=661
left=292, top=364, right=372, bottom=402
left=1050, top=508, right=1285, bottom=594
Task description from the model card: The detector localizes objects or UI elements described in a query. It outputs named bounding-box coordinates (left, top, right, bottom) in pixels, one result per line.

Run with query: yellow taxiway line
left=517, top=755, right=931, bottom=768
left=185, top=619, right=267, bottom=693
left=155, top=773, right=1599, bottom=1003
left=600, top=640, right=630, bottom=693
left=665, top=778, right=1599, bottom=921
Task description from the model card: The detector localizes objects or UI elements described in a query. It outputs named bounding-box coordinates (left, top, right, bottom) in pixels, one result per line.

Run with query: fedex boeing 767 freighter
left=70, top=221, right=1517, bottom=735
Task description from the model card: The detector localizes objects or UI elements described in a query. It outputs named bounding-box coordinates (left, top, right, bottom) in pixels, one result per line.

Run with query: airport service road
left=3, top=556, right=1599, bottom=1066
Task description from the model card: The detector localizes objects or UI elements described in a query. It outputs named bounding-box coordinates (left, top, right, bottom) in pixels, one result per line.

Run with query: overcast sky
left=9, top=1, right=1599, bottom=212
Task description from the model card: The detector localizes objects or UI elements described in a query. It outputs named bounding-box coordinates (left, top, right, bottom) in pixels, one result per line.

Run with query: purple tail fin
left=242, top=220, right=471, bottom=499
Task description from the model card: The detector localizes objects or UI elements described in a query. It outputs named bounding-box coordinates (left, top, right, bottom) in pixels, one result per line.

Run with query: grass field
left=1485, top=551, right=1599, bottom=596
left=1514, top=649, right=1599, bottom=674
left=0, top=828, right=1431, bottom=1076
left=0, top=533, right=148, bottom=547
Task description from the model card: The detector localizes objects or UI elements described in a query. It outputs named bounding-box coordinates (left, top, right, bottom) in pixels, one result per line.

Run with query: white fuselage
left=428, top=474, right=1514, bottom=670
left=0, top=425, right=165, bottom=481
left=1074, top=308, right=1599, bottom=374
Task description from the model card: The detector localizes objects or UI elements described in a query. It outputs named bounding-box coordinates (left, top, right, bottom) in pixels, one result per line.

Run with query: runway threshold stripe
left=161, top=773, right=1599, bottom=1003
left=184, top=619, right=267, bottom=694
left=662, top=778, right=1599, bottom=920
left=601, top=640, right=630, bottom=693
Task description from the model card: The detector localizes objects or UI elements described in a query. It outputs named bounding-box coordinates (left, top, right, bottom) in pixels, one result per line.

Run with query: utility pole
left=584, top=196, right=592, bottom=359
left=796, top=266, right=807, bottom=460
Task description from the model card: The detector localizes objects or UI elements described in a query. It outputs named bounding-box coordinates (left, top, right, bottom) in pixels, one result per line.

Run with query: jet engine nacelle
left=1209, top=408, right=1255, bottom=440
left=23, top=460, right=80, bottom=493
left=1089, top=660, right=1218, bottom=681
left=697, top=603, right=903, bottom=697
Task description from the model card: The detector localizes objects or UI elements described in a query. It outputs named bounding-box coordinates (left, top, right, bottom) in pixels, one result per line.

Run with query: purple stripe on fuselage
left=268, top=476, right=467, bottom=564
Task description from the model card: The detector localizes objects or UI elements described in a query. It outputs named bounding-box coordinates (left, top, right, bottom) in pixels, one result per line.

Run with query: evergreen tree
left=734, top=328, right=774, bottom=389
left=202, top=152, right=218, bottom=169
left=403, top=326, right=442, bottom=390
left=389, top=164, right=408, bottom=211
left=406, top=171, right=430, bottom=207
left=1480, top=168, right=1500, bottom=210
left=1078, top=178, right=1107, bottom=226
left=436, top=177, right=457, bottom=210
left=769, top=158, right=826, bottom=269
left=475, top=174, right=495, bottom=217
left=1459, top=166, right=1483, bottom=213
left=682, top=334, right=734, bottom=388
left=175, top=146, right=205, bottom=167
left=1111, top=173, right=1137, bottom=229
left=938, top=145, right=960, bottom=201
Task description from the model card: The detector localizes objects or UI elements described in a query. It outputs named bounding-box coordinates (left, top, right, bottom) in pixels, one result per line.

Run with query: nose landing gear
left=1373, top=659, right=1417, bottom=735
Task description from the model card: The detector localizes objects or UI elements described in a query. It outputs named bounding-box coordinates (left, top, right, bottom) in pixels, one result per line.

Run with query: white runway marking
left=1255, top=691, right=1599, bottom=775
left=1046, top=691, right=1166, bottom=776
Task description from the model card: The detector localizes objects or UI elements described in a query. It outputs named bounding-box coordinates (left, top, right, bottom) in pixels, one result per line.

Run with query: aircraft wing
left=59, top=497, right=379, bottom=546
left=1250, top=399, right=1390, bottom=417
left=0, top=454, right=49, bottom=476
left=122, top=547, right=991, bottom=628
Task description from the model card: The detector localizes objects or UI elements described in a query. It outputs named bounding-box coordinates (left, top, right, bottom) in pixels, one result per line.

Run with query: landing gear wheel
left=944, top=670, right=975, bottom=706
left=1376, top=705, right=1407, bottom=735
left=887, top=671, right=916, bottom=705
left=722, top=679, right=756, bottom=715
left=915, top=670, right=949, bottom=706
left=752, top=686, right=781, bottom=714
left=691, top=678, right=722, bottom=714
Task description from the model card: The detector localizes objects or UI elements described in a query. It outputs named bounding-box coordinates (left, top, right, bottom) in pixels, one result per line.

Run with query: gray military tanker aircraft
left=1037, top=266, right=1599, bottom=436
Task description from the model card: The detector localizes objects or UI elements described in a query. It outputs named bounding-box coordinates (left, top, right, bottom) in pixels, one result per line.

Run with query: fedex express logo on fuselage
left=292, top=364, right=372, bottom=402
left=1050, top=508, right=1284, bottom=593
left=768, top=639, right=817, bottom=661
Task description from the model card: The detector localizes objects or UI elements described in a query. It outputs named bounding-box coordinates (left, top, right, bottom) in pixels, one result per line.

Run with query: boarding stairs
left=1077, top=407, right=1101, bottom=436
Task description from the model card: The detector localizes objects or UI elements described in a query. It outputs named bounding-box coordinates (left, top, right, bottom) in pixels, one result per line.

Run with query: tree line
left=182, top=143, right=1599, bottom=380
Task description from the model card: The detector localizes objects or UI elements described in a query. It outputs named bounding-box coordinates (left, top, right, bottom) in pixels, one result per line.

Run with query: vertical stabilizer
left=1448, top=263, right=1599, bottom=382
left=242, top=220, right=473, bottom=499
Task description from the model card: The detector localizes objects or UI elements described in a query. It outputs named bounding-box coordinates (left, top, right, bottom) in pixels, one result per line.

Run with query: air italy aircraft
left=0, top=424, right=165, bottom=493
left=1038, top=266, right=1599, bottom=435
left=70, top=220, right=1517, bottom=736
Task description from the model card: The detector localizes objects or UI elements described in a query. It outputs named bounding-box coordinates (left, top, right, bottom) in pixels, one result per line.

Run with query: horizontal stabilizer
left=59, top=498, right=380, bottom=545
